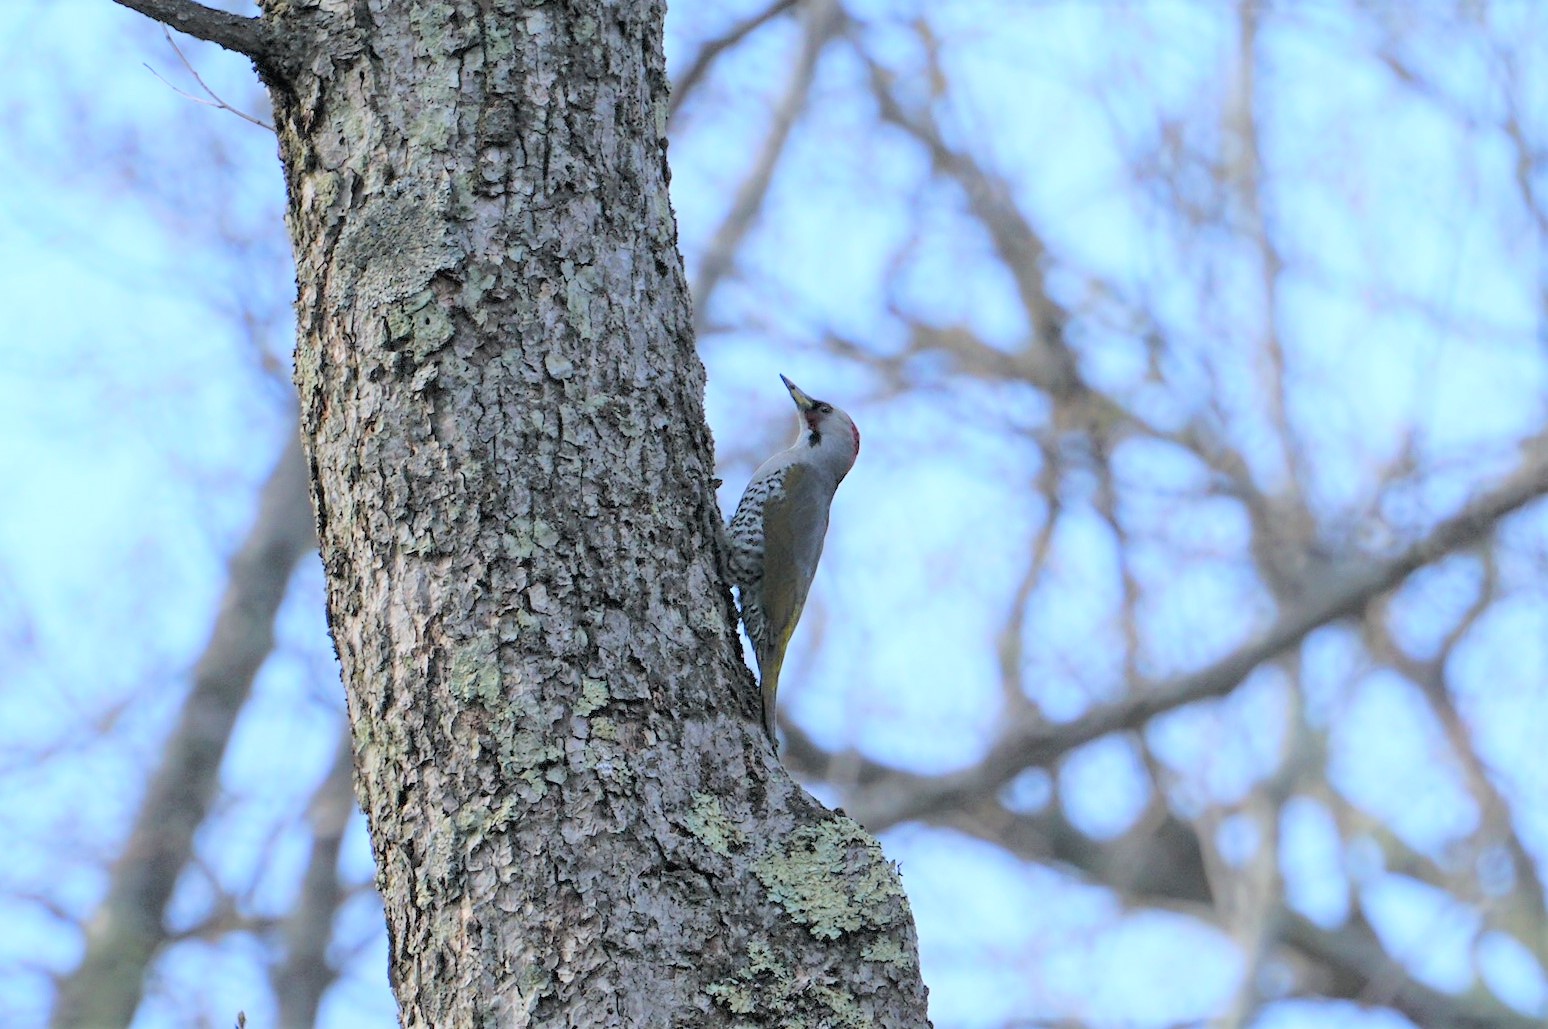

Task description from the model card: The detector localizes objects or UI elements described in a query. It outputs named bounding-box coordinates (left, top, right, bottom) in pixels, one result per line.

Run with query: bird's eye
left=818, top=403, right=833, bottom=414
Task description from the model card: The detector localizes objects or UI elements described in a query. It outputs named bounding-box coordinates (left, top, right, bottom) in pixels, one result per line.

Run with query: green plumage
left=726, top=376, right=859, bottom=749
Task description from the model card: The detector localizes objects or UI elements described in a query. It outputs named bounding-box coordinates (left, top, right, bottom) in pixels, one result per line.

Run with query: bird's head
left=782, top=374, right=860, bottom=477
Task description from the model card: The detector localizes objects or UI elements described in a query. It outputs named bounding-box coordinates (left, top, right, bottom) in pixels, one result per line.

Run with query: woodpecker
left=727, top=375, right=861, bottom=746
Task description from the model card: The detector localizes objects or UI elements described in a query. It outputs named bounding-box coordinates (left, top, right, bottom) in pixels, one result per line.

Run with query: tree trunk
left=107, top=1, right=932, bottom=1025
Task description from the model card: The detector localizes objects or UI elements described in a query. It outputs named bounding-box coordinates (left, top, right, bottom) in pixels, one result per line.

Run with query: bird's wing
left=726, top=483, right=766, bottom=588
left=757, top=462, right=831, bottom=668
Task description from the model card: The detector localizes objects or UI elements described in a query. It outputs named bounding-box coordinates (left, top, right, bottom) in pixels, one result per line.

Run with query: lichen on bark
left=754, top=820, right=915, bottom=943
left=241, top=0, right=937, bottom=1024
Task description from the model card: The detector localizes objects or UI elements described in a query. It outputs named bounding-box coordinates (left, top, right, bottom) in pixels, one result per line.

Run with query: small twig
left=145, top=27, right=274, bottom=132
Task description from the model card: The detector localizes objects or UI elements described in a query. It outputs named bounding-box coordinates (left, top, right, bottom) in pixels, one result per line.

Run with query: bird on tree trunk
left=727, top=375, right=861, bottom=747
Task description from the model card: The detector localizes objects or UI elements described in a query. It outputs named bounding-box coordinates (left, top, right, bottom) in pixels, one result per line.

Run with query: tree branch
left=50, top=435, right=315, bottom=1029
left=669, top=0, right=798, bottom=120
left=1282, top=910, right=1539, bottom=1028
left=274, top=730, right=355, bottom=1029
left=858, top=37, right=1081, bottom=398
left=838, top=446, right=1548, bottom=830
left=693, top=0, right=840, bottom=335
left=111, top=0, right=278, bottom=69
left=793, top=733, right=1539, bottom=1027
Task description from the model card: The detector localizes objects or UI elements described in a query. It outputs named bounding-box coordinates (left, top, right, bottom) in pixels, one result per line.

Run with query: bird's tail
left=757, top=647, right=784, bottom=748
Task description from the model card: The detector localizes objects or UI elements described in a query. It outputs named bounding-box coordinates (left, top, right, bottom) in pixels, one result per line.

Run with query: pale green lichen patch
left=497, top=727, right=565, bottom=802
left=459, top=264, right=498, bottom=324
left=510, top=959, right=555, bottom=1021
left=481, top=16, right=514, bottom=60
left=408, top=0, right=456, bottom=34
left=448, top=634, right=502, bottom=707
left=499, top=517, right=558, bottom=564
left=576, top=677, right=609, bottom=716
left=408, top=108, right=455, bottom=152
left=302, top=169, right=342, bottom=214
left=706, top=940, right=872, bottom=1028
left=861, top=934, right=917, bottom=970
left=563, top=263, right=600, bottom=341
left=682, top=793, right=744, bottom=858
left=704, top=980, right=756, bottom=1016
left=653, top=94, right=669, bottom=144
left=501, top=528, right=535, bottom=561
left=383, top=289, right=455, bottom=360
left=807, top=986, right=873, bottom=1028
left=384, top=293, right=424, bottom=341
left=294, top=340, right=324, bottom=405
left=754, top=819, right=907, bottom=940
left=455, top=793, right=520, bottom=836
left=414, top=302, right=454, bottom=352
left=706, top=941, right=783, bottom=1017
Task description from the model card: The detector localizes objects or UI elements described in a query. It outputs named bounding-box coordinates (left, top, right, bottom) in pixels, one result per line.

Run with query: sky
left=2, top=1, right=1546, bottom=1027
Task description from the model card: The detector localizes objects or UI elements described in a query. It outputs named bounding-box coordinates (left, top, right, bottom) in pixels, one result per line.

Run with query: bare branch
left=50, top=435, right=316, bottom=1029
left=274, top=731, right=355, bottom=1029
left=669, top=0, right=799, bottom=120
left=693, top=0, right=841, bottom=332
left=995, top=486, right=1058, bottom=717
left=858, top=39, right=1081, bottom=398
left=1281, top=910, right=1538, bottom=1028
left=841, top=446, right=1548, bottom=830
left=796, top=733, right=1536, bottom=1027
left=112, top=0, right=282, bottom=74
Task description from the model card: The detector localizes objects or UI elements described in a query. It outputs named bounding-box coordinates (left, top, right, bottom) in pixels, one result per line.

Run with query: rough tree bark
left=106, top=1, right=931, bottom=1026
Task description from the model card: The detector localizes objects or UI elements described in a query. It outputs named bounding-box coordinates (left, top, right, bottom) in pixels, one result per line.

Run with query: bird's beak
left=780, top=374, right=817, bottom=412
